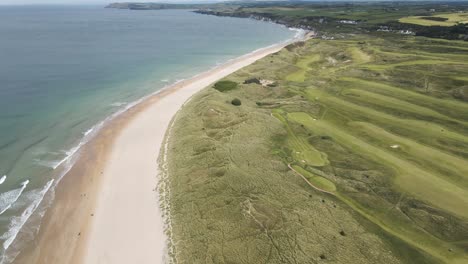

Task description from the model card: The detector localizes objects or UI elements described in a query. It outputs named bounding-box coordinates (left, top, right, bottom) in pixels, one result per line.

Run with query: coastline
left=13, top=34, right=308, bottom=264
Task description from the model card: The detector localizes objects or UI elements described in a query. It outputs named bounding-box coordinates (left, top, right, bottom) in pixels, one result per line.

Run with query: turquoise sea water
left=0, top=5, right=296, bottom=262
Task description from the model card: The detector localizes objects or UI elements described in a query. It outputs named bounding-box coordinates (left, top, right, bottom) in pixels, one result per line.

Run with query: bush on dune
left=231, top=98, right=242, bottom=106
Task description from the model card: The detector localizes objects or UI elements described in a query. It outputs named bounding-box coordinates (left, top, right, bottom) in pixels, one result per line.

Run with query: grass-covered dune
left=163, top=35, right=468, bottom=263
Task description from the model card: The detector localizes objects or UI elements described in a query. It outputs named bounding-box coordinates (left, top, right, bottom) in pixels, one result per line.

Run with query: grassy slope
left=164, top=80, right=403, bottom=264
left=164, top=34, right=468, bottom=264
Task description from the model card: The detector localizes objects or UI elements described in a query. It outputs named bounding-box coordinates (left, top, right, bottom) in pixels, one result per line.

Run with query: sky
left=0, top=0, right=445, bottom=5
left=0, top=0, right=216, bottom=4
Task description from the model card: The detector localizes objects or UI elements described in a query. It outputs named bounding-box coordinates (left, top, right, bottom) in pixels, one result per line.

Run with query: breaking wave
left=0, top=179, right=54, bottom=264
left=0, top=180, right=29, bottom=216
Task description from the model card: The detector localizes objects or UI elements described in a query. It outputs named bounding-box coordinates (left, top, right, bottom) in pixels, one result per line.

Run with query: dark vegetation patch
left=243, top=77, right=261, bottom=85
left=452, top=86, right=468, bottom=101
left=213, top=80, right=238, bottom=92
left=414, top=24, right=468, bottom=41
left=231, top=98, right=242, bottom=106
left=421, top=16, right=448, bottom=22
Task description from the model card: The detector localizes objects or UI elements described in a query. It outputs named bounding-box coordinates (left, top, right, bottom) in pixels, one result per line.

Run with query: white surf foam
left=83, top=128, right=94, bottom=137
left=52, top=144, right=82, bottom=170
left=51, top=123, right=104, bottom=171
left=289, top=27, right=307, bottom=39
left=0, top=180, right=29, bottom=216
left=0, top=176, right=6, bottom=185
left=33, top=123, right=104, bottom=171
left=0, top=179, right=54, bottom=252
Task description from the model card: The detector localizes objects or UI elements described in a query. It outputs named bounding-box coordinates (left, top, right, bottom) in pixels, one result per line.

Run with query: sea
left=0, top=5, right=298, bottom=263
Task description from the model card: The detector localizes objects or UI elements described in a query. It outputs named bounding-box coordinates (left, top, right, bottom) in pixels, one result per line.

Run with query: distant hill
left=105, top=2, right=221, bottom=10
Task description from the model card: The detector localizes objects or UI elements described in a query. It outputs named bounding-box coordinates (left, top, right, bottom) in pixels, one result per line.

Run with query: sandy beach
left=12, top=38, right=302, bottom=264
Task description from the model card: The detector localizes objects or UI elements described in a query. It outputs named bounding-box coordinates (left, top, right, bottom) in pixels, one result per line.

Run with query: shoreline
left=13, top=33, right=309, bottom=264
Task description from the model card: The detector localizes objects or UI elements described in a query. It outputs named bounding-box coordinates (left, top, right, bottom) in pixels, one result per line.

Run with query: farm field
left=400, top=12, right=468, bottom=26
left=164, top=34, right=468, bottom=263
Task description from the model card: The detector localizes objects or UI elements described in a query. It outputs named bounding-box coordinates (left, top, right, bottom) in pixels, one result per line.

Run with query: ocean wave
left=0, top=176, right=6, bottom=185
left=50, top=125, right=102, bottom=170
left=160, top=79, right=170, bottom=83
left=83, top=127, right=94, bottom=137
left=52, top=144, right=83, bottom=170
left=33, top=159, right=62, bottom=170
left=0, top=179, right=54, bottom=258
left=33, top=126, right=98, bottom=170
left=33, top=102, right=125, bottom=174
left=0, top=180, right=29, bottom=216
left=110, top=102, right=127, bottom=107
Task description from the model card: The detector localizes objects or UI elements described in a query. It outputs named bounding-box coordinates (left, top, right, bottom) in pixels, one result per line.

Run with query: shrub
left=244, top=77, right=261, bottom=85
left=231, top=98, right=242, bottom=106
left=421, top=16, right=448, bottom=22
left=214, top=80, right=238, bottom=92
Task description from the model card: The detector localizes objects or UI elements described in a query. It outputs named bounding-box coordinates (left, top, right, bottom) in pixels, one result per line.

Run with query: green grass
left=273, top=110, right=328, bottom=167
left=304, top=88, right=468, bottom=153
left=341, top=88, right=458, bottom=122
left=292, top=165, right=336, bottom=192
left=338, top=77, right=468, bottom=121
left=164, top=34, right=468, bottom=264
left=164, top=85, right=405, bottom=264
left=213, top=80, right=238, bottom=92
left=349, top=122, right=468, bottom=183
left=365, top=59, right=468, bottom=71
left=286, top=54, right=320, bottom=82
left=347, top=47, right=371, bottom=64
left=288, top=112, right=468, bottom=219
left=400, top=12, right=468, bottom=26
